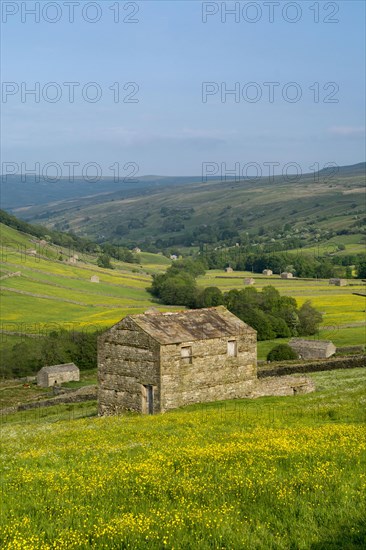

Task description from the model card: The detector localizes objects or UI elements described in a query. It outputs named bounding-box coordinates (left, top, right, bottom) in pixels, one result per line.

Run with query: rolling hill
left=5, top=163, right=365, bottom=251
left=0, top=222, right=174, bottom=337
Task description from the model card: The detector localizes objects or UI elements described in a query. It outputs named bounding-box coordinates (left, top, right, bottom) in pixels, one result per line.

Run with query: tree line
left=148, top=259, right=322, bottom=340
left=1, top=330, right=98, bottom=379
left=200, top=247, right=366, bottom=279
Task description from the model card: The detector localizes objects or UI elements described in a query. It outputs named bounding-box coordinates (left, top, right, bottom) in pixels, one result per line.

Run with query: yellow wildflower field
left=1, top=369, right=365, bottom=549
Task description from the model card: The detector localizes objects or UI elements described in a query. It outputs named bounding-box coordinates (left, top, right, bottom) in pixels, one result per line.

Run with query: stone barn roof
left=114, top=306, right=256, bottom=345
left=289, top=339, right=336, bottom=359
left=290, top=339, right=333, bottom=350
left=39, top=363, right=79, bottom=374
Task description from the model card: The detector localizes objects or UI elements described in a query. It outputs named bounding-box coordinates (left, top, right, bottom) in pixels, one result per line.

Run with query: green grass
left=0, top=243, right=176, bottom=331
left=0, top=368, right=365, bottom=549
left=199, top=270, right=366, bottom=348
left=0, top=223, right=35, bottom=248
left=0, top=369, right=97, bottom=410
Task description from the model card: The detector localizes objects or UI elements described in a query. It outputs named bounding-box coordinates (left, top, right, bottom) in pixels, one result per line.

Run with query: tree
left=159, top=273, right=197, bottom=307
left=197, top=287, right=224, bottom=308
left=168, top=258, right=207, bottom=278
left=40, top=331, right=70, bottom=366
left=97, top=254, right=114, bottom=269
left=267, top=344, right=298, bottom=361
left=238, top=308, right=275, bottom=341
left=345, top=266, right=352, bottom=279
left=278, top=296, right=299, bottom=335
left=149, top=273, right=167, bottom=297
left=258, top=286, right=281, bottom=313
left=268, top=316, right=291, bottom=338
left=298, top=300, right=323, bottom=335
left=357, top=260, right=366, bottom=279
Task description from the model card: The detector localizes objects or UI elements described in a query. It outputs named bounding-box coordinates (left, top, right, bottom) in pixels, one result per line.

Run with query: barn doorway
left=142, top=384, right=154, bottom=414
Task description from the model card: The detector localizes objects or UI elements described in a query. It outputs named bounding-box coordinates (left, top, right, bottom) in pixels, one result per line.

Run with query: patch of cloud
left=93, top=127, right=228, bottom=148
left=328, top=126, right=365, bottom=137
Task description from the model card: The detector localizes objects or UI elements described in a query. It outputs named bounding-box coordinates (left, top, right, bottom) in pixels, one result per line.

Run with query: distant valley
left=3, top=162, right=365, bottom=252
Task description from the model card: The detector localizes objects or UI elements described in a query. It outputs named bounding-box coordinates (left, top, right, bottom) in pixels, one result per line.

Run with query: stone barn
left=225, top=267, right=234, bottom=273
left=281, top=272, right=293, bottom=279
left=263, top=269, right=273, bottom=276
left=289, top=339, right=336, bottom=360
left=244, top=277, right=255, bottom=285
left=98, top=307, right=257, bottom=415
left=37, top=363, right=80, bottom=387
left=334, top=279, right=347, bottom=286
left=90, top=275, right=100, bottom=283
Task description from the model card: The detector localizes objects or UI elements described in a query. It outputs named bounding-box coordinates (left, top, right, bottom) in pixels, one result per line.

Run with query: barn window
left=227, top=340, right=237, bottom=357
left=181, top=346, right=192, bottom=364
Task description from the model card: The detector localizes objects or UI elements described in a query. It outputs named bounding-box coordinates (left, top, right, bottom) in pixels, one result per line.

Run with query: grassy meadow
left=1, top=368, right=365, bottom=549
left=198, top=270, right=366, bottom=358
left=0, top=224, right=172, bottom=333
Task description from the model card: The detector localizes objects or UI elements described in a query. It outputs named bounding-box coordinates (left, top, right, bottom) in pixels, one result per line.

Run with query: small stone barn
left=37, top=363, right=80, bottom=387
left=244, top=277, right=255, bottom=285
left=98, top=307, right=257, bottom=415
left=90, top=275, right=100, bottom=283
left=263, top=269, right=273, bottom=276
left=225, top=267, right=234, bottom=273
left=281, top=272, right=293, bottom=279
left=335, top=279, right=347, bottom=286
left=289, top=339, right=336, bottom=360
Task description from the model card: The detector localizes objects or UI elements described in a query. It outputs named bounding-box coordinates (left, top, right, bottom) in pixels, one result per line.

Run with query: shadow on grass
left=310, top=520, right=366, bottom=549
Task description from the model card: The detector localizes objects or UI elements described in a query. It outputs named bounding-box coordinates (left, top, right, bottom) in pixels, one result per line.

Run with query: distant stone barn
left=98, top=307, right=257, bottom=415
left=37, top=363, right=80, bottom=387
left=289, top=339, right=336, bottom=360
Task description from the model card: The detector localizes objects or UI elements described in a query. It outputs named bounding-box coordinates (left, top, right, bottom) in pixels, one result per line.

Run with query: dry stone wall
left=258, top=355, right=366, bottom=378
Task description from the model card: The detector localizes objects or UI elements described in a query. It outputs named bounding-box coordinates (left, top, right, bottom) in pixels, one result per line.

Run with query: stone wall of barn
left=98, top=317, right=161, bottom=415
left=160, top=330, right=257, bottom=411
left=37, top=369, right=79, bottom=387
left=46, top=371, right=79, bottom=387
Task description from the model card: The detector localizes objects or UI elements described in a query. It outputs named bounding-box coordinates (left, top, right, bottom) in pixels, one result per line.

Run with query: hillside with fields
left=0, top=220, right=177, bottom=377
left=0, top=216, right=365, bottom=381
left=7, top=163, right=365, bottom=252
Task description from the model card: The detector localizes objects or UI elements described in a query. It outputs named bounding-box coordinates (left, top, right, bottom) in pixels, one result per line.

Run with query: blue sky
left=1, top=0, right=365, bottom=177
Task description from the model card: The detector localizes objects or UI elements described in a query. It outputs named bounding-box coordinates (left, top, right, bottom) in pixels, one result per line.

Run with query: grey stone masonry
left=98, top=307, right=257, bottom=415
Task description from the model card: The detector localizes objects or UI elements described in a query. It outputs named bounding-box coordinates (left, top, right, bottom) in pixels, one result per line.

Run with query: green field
left=199, top=271, right=366, bottom=357
left=1, top=225, right=365, bottom=358
left=1, top=368, right=365, bottom=549
left=0, top=233, right=175, bottom=332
